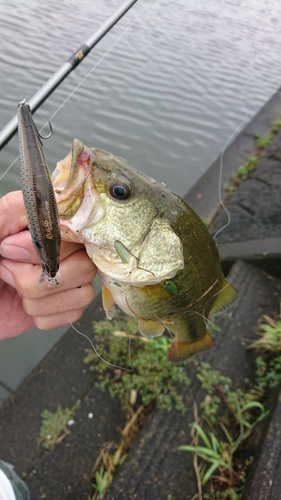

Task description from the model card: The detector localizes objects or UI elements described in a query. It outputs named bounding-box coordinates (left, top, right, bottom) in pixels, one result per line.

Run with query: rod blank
left=0, top=0, right=138, bottom=150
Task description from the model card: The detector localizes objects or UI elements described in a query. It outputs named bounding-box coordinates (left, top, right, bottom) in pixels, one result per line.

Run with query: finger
left=0, top=191, right=27, bottom=241
left=0, top=230, right=85, bottom=264
left=0, top=248, right=97, bottom=299
left=0, top=283, right=35, bottom=339
left=22, top=282, right=95, bottom=316
left=34, top=308, right=85, bottom=330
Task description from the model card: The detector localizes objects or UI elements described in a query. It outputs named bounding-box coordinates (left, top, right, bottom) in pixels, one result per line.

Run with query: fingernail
left=0, top=242, right=31, bottom=262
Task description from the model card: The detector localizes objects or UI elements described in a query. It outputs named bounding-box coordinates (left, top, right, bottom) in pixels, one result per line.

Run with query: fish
left=17, top=99, right=61, bottom=289
left=52, top=138, right=237, bottom=362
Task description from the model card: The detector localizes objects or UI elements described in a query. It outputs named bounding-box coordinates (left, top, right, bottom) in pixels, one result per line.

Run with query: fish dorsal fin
left=138, top=319, right=165, bottom=338
left=131, top=218, right=184, bottom=282
left=102, top=284, right=115, bottom=320
left=210, top=277, right=238, bottom=316
left=168, top=331, right=214, bottom=363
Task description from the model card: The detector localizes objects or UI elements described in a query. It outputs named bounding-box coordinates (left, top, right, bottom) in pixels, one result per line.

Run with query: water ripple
left=1, top=0, right=281, bottom=198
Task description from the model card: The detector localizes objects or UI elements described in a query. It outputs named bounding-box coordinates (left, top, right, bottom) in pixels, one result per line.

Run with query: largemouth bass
left=52, top=139, right=237, bottom=362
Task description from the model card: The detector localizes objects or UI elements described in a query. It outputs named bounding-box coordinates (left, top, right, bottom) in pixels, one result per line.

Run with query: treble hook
left=38, top=120, right=53, bottom=140
left=18, top=99, right=53, bottom=141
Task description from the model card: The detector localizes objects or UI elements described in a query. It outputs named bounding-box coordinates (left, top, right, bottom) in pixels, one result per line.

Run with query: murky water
left=1, top=0, right=281, bottom=402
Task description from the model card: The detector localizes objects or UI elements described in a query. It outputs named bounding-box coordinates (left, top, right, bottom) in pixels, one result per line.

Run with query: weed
left=179, top=422, right=234, bottom=484
left=179, top=362, right=269, bottom=499
left=90, top=405, right=143, bottom=499
left=181, top=307, right=281, bottom=499
left=224, top=156, right=258, bottom=194
left=37, top=400, right=80, bottom=450
left=248, top=309, right=281, bottom=353
left=84, top=312, right=191, bottom=413
left=247, top=309, right=281, bottom=390
left=223, top=183, right=236, bottom=194
left=254, top=132, right=274, bottom=149
left=84, top=313, right=192, bottom=498
left=224, top=115, right=281, bottom=196
left=254, top=118, right=281, bottom=149
left=271, top=118, right=281, bottom=133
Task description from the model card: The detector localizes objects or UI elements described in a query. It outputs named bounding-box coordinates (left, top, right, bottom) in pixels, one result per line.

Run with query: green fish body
left=52, top=139, right=237, bottom=362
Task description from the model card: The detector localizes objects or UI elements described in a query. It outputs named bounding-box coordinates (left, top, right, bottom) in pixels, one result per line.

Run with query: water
left=1, top=0, right=281, bottom=402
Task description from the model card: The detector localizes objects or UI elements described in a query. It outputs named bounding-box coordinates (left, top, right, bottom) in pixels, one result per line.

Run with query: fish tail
left=210, top=277, right=238, bottom=315
left=168, top=331, right=214, bottom=363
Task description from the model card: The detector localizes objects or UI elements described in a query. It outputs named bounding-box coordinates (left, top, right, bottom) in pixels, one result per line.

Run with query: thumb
left=0, top=191, right=27, bottom=242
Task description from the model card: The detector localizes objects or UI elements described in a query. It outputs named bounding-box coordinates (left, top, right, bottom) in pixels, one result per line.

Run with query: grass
left=37, top=311, right=191, bottom=499
left=248, top=307, right=281, bottom=391
left=224, top=116, right=281, bottom=195
left=179, top=308, right=281, bottom=499
left=223, top=155, right=258, bottom=194
left=89, top=405, right=143, bottom=500
left=84, top=311, right=192, bottom=498
left=84, top=312, right=191, bottom=413
left=37, top=400, right=80, bottom=451
left=179, top=360, right=270, bottom=500
left=248, top=308, right=281, bottom=353
left=37, top=304, right=281, bottom=499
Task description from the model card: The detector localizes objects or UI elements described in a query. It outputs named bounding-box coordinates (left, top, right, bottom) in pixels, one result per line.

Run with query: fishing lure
left=17, top=99, right=61, bottom=289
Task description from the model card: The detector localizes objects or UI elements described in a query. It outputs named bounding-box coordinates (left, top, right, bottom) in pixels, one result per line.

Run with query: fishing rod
left=0, top=0, right=138, bottom=151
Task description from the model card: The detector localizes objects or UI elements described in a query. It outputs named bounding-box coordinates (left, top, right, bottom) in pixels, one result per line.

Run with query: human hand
left=0, top=191, right=97, bottom=340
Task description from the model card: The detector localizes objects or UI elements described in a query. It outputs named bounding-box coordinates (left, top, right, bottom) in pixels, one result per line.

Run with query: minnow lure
left=17, top=99, right=61, bottom=289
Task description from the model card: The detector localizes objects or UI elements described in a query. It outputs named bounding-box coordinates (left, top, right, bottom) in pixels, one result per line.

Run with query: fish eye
left=109, top=181, right=132, bottom=200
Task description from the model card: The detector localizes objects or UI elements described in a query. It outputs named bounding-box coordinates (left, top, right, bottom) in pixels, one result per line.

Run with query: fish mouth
left=52, top=139, right=91, bottom=204
left=51, top=138, right=101, bottom=242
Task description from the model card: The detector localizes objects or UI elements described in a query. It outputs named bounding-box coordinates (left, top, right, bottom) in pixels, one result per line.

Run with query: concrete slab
left=0, top=295, right=126, bottom=485
left=243, top=389, right=281, bottom=500
left=104, top=262, right=281, bottom=500
left=218, top=238, right=281, bottom=262
left=184, top=89, right=281, bottom=221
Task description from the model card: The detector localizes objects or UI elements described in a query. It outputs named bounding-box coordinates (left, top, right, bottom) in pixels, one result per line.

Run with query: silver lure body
left=17, top=100, right=61, bottom=288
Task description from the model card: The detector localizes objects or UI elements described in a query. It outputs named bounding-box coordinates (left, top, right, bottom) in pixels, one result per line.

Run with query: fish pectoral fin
left=168, top=331, right=214, bottom=363
left=102, top=284, right=115, bottom=320
left=138, top=319, right=166, bottom=338
left=210, top=277, right=238, bottom=315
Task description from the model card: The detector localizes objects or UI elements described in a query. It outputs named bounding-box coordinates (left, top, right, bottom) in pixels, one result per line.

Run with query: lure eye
left=109, top=181, right=132, bottom=200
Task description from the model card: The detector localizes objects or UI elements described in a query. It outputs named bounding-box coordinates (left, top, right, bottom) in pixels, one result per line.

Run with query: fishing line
left=45, top=2, right=153, bottom=128
left=191, top=310, right=216, bottom=331
left=214, top=31, right=257, bottom=240
left=0, top=0, right=153, bottom=182
left=60, top=293, right=134, bottom=372
left=0, top=156, right=18, bottom=181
